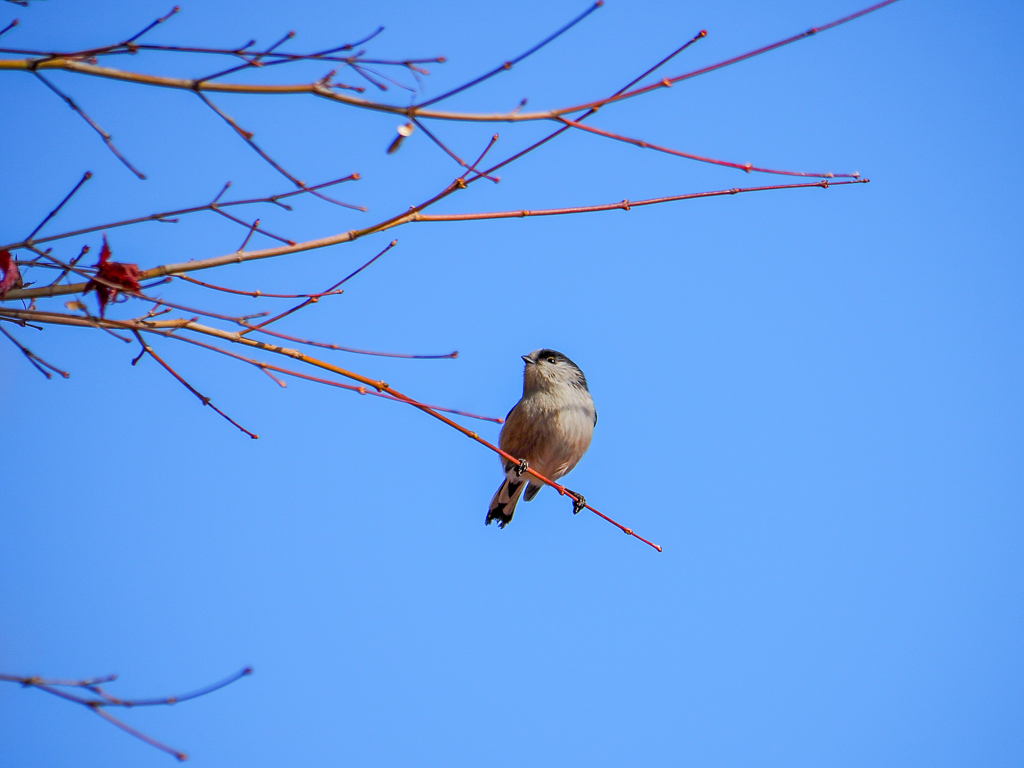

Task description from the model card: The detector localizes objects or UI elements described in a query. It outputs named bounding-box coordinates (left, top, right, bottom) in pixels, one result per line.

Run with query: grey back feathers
left=486, top=349, right=597, bottom=528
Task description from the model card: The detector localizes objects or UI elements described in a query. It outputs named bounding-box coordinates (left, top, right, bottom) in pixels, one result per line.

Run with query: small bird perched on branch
left=487, top=349, right=597, bottom=528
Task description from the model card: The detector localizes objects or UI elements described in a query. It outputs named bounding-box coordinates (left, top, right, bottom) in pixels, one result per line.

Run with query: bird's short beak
left=521, top=354, right=533, bottom=365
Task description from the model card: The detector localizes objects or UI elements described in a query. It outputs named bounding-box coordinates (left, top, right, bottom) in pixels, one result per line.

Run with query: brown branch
left=0, top=307, right=498, bottom=422
left=0, top=1, right=898, bottom=124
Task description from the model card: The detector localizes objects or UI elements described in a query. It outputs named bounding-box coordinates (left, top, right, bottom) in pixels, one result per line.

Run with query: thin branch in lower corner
left=91, top=707, right=188, bottom=762
left=131, top=331, right=258, bottom=439
left=0, top=324, right=69, bottom=379
left=176, top=274, right=346, bottom=300
left=0, top=667, right=252, bottom=762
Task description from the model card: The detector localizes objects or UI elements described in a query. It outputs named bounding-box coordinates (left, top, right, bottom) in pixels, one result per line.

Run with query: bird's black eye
left=547, top=357, right=556, bottom=364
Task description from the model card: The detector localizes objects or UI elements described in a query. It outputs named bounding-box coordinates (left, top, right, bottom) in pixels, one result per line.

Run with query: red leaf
left=0, top=249, right=23, bottom=298
left=86, top=235, right=141, bottom=316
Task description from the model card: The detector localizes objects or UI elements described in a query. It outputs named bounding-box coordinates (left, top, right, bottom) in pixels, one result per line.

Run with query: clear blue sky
left=2, top=1, right=1022, bottom=766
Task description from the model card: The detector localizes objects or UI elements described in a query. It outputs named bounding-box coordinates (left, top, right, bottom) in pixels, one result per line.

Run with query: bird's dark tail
left=486, top=473, right=528, bottom=528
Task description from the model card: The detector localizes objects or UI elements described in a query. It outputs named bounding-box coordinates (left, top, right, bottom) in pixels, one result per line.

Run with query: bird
left=486, top=349, right=597, bottom=528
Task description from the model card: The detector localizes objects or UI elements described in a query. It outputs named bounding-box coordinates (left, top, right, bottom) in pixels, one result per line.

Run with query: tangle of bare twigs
left=1, top=0, right=901, bottom=553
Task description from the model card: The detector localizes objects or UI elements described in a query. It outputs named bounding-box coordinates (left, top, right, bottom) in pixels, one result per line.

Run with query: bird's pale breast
left=499, top=387, right=595, bottom=481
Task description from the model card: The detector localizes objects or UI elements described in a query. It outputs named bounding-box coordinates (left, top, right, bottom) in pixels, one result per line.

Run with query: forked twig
left=0, top=667, right=252, bottom=762
left=0, top=324, right=69, bottom=379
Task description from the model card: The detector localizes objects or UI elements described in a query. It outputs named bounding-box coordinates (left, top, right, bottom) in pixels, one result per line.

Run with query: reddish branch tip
left=700, top=29, right=707, bottom=37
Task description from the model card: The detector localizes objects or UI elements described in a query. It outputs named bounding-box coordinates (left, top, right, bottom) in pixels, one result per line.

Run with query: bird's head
left=521, top=349, right=589, bottom=393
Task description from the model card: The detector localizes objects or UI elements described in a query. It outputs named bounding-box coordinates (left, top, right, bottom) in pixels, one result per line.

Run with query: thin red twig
left=176, top=274, right=346, bottom=299
left=557, top=117, right=858, bottom=178
left=409, top=179, right=867, bottom=223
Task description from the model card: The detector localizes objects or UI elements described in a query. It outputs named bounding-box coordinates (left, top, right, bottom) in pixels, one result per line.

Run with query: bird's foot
left=568, top=491, right=587, bottom=515
left=515, top=459, right=529, bottom=478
